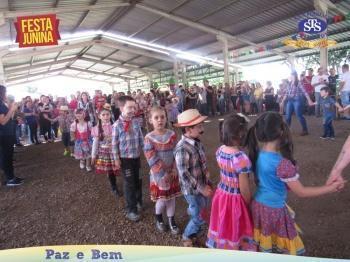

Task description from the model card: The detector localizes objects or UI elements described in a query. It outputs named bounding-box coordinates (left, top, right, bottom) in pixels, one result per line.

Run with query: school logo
left=298, top=18, right=327, bottom=34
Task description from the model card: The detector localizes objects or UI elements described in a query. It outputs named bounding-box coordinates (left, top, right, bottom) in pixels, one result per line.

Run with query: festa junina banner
left=14, top=14, right=61, bottom=48
left=0, top=245, right=346, bottom=262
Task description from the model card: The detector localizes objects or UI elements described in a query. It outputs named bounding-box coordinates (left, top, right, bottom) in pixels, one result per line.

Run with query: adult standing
left=302, top=69, right=315, bottom=115
left=312, top=67, right=328, bottom=117
left=264, top=81, right=275, bottom=111
left=0, top=85, right=23, bottom=186
left=328, top=68, right=338, bottom=97
left=339, top=64, right=350, bottom=119
left=282, top=71, right=313, bottom=136
left=78, top=92, right=95, bottom=125
left=204, top=80, right=214, bottom=116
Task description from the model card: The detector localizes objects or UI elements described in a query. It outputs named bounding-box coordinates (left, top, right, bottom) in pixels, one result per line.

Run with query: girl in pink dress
left=91, top=104, right=122, bottom=198
left=207, top=114, right=256, bottom=251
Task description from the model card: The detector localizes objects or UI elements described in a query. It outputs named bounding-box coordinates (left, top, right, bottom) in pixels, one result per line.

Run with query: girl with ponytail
left=245, top=111, right=344, bottom=255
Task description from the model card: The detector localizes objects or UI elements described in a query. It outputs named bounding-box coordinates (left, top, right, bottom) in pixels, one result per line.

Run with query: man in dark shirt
left=328, top=68, right=338, bottom=97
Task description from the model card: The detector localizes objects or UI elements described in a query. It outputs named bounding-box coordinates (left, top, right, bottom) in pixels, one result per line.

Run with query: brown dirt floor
left=0, top=115, right=349, bottom=259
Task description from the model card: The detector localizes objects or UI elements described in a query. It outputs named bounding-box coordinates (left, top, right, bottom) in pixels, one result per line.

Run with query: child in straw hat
left=174, top=109, right=213, bottom=247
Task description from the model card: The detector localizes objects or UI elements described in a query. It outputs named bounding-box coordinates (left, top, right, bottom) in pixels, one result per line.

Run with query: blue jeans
left=285, top=97, right=308, bottom=132
left=340, top=91, right=350, bottom=106
left=323, top=113, right=335, bottom=137
left=315, top=92, right=321, bottom=116
left=183, top=194, right=209, bottom=240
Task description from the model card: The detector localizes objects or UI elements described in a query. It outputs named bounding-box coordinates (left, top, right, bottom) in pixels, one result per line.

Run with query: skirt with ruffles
left=251, top=200, right=305, bottom=255
left=206, top=189, right=256, bottom=251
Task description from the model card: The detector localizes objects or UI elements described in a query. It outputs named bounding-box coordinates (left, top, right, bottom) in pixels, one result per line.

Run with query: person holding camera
left=0, top=85, right=23, bottom=186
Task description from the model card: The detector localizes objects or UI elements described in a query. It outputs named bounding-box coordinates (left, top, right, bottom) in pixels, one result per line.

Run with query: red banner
left=15, top=14, right=60, bottom=48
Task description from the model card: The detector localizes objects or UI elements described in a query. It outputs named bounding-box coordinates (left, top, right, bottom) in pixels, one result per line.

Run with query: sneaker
left=15, top=143, right=24, bottom=147
left=63, top=150, right=69, bottom=156
left=86, top=165, right=92, bottom=172
left=137, top=203, right=143, bottom=212
left=6, top=177, right=23, bottom=187
left=320, top=136, right=328, bottom=139
left=156, top=221, right=167, bottom=232
left=168, top=217, right=180, bottom=235
left=70, top=153, right=74, bottom=157
left=79, top=161, right=85, bottom=169
left=126, top=212, right=140, bottom=222
left=329, top=136, right=335, bottom=140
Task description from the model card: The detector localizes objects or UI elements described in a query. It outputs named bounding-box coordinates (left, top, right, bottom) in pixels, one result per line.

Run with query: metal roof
left=0, top=0, right=349, bottom=86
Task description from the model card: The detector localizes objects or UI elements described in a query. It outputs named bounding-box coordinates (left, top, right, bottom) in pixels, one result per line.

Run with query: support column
left=0, top=59, right=5, bottom=85
left=287, top=56, right=296, bottom=71
left=173, top=56, right=179, bottom=87
left=148, top=73, right=153, bottom=90
left=217, top=35, right=230, bottom=84
left=314, top=0, right=328, bottom=69
left=181, top=62, right=187, bottom=87
left=127, top=79, right=131, bottom=92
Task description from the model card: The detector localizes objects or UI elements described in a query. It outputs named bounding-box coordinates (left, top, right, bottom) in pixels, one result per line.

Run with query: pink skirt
left=207, top=189, right=256, bottom=251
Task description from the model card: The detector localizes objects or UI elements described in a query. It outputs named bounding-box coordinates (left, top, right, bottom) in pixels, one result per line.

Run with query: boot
left=155, top=214, right=167, bottom=232
left=168, top=216, right=180, bottom=235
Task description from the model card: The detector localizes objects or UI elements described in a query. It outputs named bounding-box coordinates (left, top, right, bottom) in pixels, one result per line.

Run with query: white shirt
left=311, top=74, right=329, bottom=92
left=340, top=71, right=350, bottom=92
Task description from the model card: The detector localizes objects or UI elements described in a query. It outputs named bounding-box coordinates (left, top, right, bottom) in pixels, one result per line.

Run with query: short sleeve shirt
left=0, top=101, right=15, bottom=136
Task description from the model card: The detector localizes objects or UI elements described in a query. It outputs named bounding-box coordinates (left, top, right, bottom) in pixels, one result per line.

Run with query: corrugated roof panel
left=107, top=67, right=130, bottom=74
left=108, top=51, right=144, bottom=62
left=135, top=18, right=184, bottom=42
left=141, top=0, right=187, bottom=12
left=157, top=27, right=206, bottom=48
left=85, top=45, right=116, bottom=58
left=57, top=12, right=86, bottom=31
left=89, top=63, right=114, bottom=72
left=77, top=9, right=116, bottom=31
left=71, top=59, right=96, bottom=68
left=171, top=33, right=215, bottom=50
left=9, top=0, right=54, bottom=9
left=57, top=0, right=92, bottom=6
left=35, top=53, right=61, bottom=62
left=59, top=47, right=85, bottom=58
left=130, top=56, right=160, bottom=66
left=109, top=8, right=162, bottom=36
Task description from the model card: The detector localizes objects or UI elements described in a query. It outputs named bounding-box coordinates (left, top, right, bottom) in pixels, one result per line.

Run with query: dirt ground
left=0, top=115, right=349, bottom=259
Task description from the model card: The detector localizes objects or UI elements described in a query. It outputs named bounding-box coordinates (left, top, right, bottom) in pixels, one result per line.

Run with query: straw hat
left=174, top=109, right=207, bottom=127
left=59, top=105, right=69, bottom=111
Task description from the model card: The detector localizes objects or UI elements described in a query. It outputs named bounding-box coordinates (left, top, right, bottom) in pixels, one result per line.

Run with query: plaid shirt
left=286, top=81, right=308, bottom=99
left=174, top=135, right=210, bottom=195
left=112, top=115, right=144, bottom=160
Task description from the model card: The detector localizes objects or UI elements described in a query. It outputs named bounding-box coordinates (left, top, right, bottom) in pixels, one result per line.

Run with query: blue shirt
left=0, top=101, right=15, bottom=136
left=254, top=151, right=299, bottom=208
left=321, top=96, right=336, bottom=115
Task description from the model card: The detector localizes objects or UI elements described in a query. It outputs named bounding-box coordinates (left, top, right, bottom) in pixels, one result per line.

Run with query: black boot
left=168, top=216, right=180, bottom=235
left=155, top=214, right=166, bottom=232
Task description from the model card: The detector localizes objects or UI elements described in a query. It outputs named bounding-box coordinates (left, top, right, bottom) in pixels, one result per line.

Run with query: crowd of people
left=0, top=63, right=349, bottom=256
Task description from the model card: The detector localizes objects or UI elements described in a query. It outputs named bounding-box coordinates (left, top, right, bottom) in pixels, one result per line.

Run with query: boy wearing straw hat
left=174, top=109, right=213, bottom=247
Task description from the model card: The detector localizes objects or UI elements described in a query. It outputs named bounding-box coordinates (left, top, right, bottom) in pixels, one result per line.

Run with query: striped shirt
left=174, top=135, right=210, bottom=195
left=112, top=115, right=144, bottom=160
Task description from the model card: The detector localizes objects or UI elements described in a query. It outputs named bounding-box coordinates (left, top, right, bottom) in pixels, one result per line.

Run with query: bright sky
left=7, top=61, right=304, bottom=101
